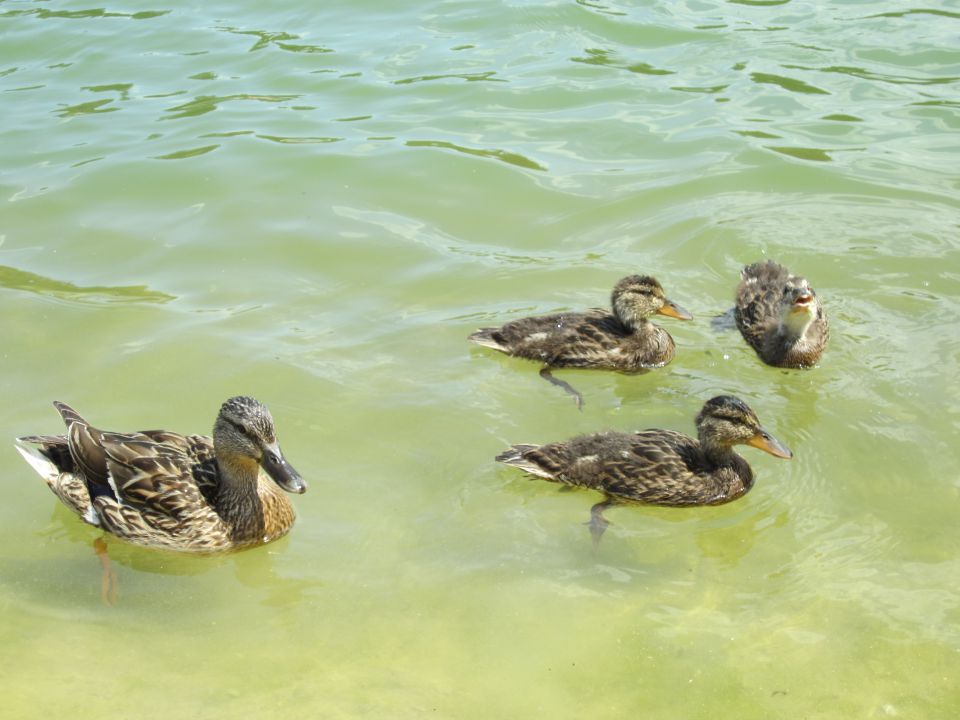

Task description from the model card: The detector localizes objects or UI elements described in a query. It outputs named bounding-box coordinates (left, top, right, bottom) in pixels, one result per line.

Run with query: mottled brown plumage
left=734, top=261, right=828, bottom=368
left=496, top=395, right=792, bottom=544
left=469, top=275, right=691, bottom=406
left=15, top=396, right=307, bottom=553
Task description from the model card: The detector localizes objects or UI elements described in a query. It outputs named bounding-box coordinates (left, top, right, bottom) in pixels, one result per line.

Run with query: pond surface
left=1, top=1, right=958, bottom=717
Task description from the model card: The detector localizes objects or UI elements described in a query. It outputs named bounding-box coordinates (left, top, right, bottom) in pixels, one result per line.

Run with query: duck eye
left=228, top=419, right=251, bottom=437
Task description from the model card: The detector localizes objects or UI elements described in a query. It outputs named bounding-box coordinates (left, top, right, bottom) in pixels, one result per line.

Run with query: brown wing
left=734, top=262, right=789, bottom=352
left=98, top=436, right=202, bottom=514
left=140, top=430, right=219, bottom=503
left=58, top=401, right=112, bottom=487
left=510, top=429, right=740, bottom=507
left=478, top=309, right=634, bottom=367
left=596, top=430, right=717, bottom=505
left=54, top=402, right=187, bottom=487
left=93, top=436, right=226, bottom=547
left=734, top=262, right=828, bottom=366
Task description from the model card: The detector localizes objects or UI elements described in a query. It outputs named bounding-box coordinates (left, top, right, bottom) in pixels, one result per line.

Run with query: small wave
left=0, top=265, right=175, bottom=305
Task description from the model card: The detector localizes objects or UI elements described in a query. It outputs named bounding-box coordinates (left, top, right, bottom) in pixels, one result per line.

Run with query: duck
left=15, top=396, right=307, bottom=554
left=734, top=260, right=828, bottom=368
left=496, top=395, right=791, bottom=545
left=469, top=275, right=692, bottom=408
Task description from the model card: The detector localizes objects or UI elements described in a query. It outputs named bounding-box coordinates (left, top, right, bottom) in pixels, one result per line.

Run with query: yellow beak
left=657, top=299, right=693, bottom=321
left=746, top=428, right=793, bottom=459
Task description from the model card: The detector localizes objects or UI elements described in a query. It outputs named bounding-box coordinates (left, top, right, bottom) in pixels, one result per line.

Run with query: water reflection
left=23, top=504, right=320, bottom=611
left=571, top=48, right=675, bottom=76
left=406, top=140, right=547, bottom=171
left=163, top=94, right=300, bottom=120
left=215, top=27, right=334, bottom=54
left=0, top=265, right=175, bottom=305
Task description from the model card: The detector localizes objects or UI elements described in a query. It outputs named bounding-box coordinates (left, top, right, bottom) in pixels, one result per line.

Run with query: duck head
left=696, top=395, right=792, bottom=459
left=213, top=396, right=307, bottom=494
left=611, top=275, right=693, bottom=330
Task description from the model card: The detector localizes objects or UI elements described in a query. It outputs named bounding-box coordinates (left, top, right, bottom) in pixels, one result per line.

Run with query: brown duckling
left=470, top=275, right=692, bottom=408
left=15, top=396, right=307, bottom=554
left=496, top=395, right=791, bottom=545
left=735, top=260, right=828, bottom=368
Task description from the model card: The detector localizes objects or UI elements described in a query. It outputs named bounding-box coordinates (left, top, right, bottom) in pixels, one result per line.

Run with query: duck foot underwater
left=587, top=498, right=620, bottom=549
left=94, top=537, right=119, bottom=606
left=539, top=367, right=586, bottom=410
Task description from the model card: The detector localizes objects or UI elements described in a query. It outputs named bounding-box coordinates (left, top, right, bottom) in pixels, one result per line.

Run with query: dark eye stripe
left=715, top=409, right=757, bottom=425
left=228, top=418, right=251, bottom=437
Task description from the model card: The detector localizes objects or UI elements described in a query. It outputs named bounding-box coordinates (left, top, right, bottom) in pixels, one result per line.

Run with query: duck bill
left=747, top=429, right=793, bottom=460
left=657, top=299, right=693, bottom=321
left=261, top=442, right=308, bottom=494
left=790, top=293, right=815, bottom=313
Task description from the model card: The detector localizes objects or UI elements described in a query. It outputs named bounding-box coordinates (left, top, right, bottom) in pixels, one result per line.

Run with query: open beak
left=746, top=428, right=793, bottom=459
left=791, top=292, right=814, bottom=312
left=261, top=441, right=308, bottom=494
left=657, top=299, right=693, bottom=321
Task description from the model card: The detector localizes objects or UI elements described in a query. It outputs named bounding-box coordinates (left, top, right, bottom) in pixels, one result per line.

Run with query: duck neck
left=621, top=314, right=653, bottom=334
left=697, top=432, right=738, bottom=467
left=216, top=454, right=297, bottom=545
left=214, top=454, right=267, bottom=544
left=697, top=432, right=754, bottom=498
left=778, top=308, right=814, bottom=344
left=612, top=292, right=654, bottom=333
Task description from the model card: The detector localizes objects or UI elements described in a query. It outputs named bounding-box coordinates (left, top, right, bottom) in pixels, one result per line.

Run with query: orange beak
left=746, top=428, right=793, bottom=459
left=657, top=299, right=693, bottom=321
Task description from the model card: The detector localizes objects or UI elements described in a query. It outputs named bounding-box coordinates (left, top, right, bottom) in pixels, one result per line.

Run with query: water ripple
left=163, top=94, right=300, bottom=120
left=153, top=144, right=219, bottom=159
left=789, top=63, right=960, bottom=87
left=750, top=71, right=830, bottom=95
left=0, top=265, right=175, bottom=305
left=1, top=4, right=959, bottom=713
left=394, top=71, right=505, bottom=85
left=215, top=26, right=334, bottom=54
left=406, top=140, right=547, bottom=171
left=571, top=48, right=675, bottom=76
left=1, top=7, right=169, bottom=20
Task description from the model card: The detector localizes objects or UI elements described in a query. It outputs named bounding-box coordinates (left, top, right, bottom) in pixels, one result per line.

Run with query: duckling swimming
left=470, top=275, right=692, bottom=408
left=496, top=395, right=791, bottom=545
left=735, top=261, right=828, bottom=368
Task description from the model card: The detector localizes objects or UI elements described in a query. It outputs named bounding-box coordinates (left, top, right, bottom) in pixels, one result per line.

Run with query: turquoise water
left=2, top=1, right=959, bottom=717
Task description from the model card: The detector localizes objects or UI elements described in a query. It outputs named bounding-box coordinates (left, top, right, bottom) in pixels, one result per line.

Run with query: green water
left=2, top=0, right=959, bottom=717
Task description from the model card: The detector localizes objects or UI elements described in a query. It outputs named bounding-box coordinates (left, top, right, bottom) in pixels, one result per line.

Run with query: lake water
left=2, top=1, right=958, bottom=717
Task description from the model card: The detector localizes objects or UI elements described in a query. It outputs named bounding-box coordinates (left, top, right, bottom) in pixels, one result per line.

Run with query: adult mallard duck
left=734, top=260, right=828, bottom=368
left=496, top=395, right=791, bottom=545
left=469, top=275, right=692, bottom=408
left=15, top=396, right=307, bottom=554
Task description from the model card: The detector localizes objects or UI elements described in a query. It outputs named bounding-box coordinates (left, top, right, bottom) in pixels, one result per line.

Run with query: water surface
left=2, top=1, right=959, bottom=718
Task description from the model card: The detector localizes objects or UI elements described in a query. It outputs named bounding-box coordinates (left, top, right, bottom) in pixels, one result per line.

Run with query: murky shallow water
left=2, top=1, right=959, bottom=717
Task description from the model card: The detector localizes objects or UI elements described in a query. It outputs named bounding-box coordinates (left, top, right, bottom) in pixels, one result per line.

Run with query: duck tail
left=15, top=436, right=70, bottom=483
left=740, top=260, right=789, bottom=284
left=15, top=436, right=100, bottom=526
left=51, top=401, right=112, bottom=485
left=495, top=444, right=557, bottom=480
left=468, top=328, right=507, bottom=352
left=52, top=400, right=87, bottom=428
